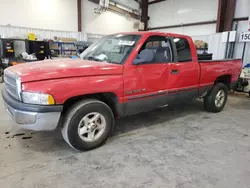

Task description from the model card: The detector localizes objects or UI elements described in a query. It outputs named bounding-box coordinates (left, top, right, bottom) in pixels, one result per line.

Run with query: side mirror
left=133, top=49, right=154, bottom=65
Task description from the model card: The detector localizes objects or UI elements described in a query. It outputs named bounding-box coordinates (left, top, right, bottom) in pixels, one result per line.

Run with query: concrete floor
left=0, top=83, right=250, bottom=188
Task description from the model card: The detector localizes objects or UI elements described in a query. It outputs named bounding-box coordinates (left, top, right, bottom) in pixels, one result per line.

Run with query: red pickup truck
left=2, top=32, right=242, bottom=151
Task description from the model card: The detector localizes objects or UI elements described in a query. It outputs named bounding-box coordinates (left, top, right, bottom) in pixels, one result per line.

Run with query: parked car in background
left=2, top=32, right=242, bottom=151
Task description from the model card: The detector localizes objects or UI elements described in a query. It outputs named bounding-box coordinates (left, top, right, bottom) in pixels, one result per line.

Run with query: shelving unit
left=50, top=42, right=76, bottom=57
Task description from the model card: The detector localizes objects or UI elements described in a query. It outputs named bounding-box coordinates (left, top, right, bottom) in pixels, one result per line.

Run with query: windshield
left=80, top=34, right=141, bottom=64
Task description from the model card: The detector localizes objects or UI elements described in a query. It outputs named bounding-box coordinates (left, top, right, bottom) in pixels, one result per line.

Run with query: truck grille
left=4, top=70, right=21, bottom=100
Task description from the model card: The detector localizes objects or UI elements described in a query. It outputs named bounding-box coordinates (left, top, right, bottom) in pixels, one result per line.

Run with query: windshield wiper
left=107, top=61, right=120, bottom=64
left=84, top=56, right=120, bottom=64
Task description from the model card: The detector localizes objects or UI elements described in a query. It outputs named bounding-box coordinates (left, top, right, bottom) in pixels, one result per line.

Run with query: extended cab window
left=136, top=35, right=173, bottom=63
left=174, top=37, right=192, bottom=62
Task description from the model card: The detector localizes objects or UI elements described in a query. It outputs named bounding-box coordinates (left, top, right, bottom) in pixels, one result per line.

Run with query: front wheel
left=61, top=99, right=114, bottom=151
left=204, top=83, right=228, bottom=113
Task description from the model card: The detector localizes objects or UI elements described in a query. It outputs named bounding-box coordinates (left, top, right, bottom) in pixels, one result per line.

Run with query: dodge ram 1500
left=2, top=32, right=242, bottom=151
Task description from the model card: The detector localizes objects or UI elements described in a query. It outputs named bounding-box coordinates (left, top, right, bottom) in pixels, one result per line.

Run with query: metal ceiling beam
left=148, top=20, right=217, bottom=30
left=149, top=0, right=166, bottom=5
left=233, top=17, right=249, bottom=21
left=89, top=0, right=99, bottom=3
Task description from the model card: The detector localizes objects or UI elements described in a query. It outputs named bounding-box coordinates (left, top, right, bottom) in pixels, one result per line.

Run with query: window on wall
left=174, top=37, right=192, bottom=62
left=137, top=35, right=173, bottom=63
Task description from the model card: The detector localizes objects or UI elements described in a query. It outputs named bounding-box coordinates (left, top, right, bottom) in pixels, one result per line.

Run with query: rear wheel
left=61, top=99, right=114, bottom=151
left=204, top=83, right=228, bottom=112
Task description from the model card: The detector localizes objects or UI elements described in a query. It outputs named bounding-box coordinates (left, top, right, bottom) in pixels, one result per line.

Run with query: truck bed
left=198, top=58, right=242, bottom=88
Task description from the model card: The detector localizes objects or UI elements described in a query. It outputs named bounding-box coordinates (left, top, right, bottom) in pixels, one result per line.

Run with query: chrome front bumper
left=6, top=104, right=61, bottom=131
left=2, top=89, right=63, bottom=131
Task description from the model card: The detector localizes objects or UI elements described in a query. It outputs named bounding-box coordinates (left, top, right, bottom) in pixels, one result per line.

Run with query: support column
left=224, top=0, right=236, bottom=31
left=248, top=0, right=250, bottom=31
left=77, top=0, right=82, bottom=32
left=141, top=0, right=149, bottom=31
left=216, top=0, right=236, bottom=32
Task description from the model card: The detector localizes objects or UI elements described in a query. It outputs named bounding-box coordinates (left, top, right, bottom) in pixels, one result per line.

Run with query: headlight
left=22, top=92, right=55, bottom=105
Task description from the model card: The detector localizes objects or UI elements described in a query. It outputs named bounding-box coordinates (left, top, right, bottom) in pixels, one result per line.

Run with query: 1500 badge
left=126, top=88, right=146, bottom=94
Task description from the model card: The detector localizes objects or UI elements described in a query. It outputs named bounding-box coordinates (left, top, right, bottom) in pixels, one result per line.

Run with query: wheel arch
left=214, top=74, right=232, bottom=89
left=62, top=92, right=122, bottom=118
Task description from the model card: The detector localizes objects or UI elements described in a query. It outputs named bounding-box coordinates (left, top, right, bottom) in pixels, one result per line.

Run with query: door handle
left=171, top=69, right=179, bottom=74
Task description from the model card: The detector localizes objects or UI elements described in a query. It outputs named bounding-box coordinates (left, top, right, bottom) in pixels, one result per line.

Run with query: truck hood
left=8, top=59, right=123, bottom=82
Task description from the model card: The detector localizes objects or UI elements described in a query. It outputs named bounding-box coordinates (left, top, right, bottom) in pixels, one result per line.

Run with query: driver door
left=123, top=35, right=174, bottom=115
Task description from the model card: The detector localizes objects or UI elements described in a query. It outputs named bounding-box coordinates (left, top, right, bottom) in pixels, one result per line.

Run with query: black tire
left=61, top=99, right=114, bottom=151
left=204, top=83, right=228, bottom=113
left=0, top=68, right=3, bottom=83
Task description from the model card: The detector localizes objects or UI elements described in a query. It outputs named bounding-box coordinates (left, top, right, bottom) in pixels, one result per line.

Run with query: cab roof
left=115, top=31, right=190, bottom=39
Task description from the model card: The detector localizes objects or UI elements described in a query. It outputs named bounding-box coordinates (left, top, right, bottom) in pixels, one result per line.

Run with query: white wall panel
left=191, top=33, right=226, bottom=60
left=234, top=0, right=249, bottom=18
left=148, top=0, right=218, bottom=28
left=0, top=25, right=84, bottom=41
left=0, top=0, right=77, bottom=31
left=86, top=33, right=105, bottom=43
left=82, top=0, right=138, bottom=35
left=234, top=21, right=250, bottom=65
left=153, top=24, right=216, bottom=36
left=189, top=21, right=250, bottom=65
left=184, top=24, right=216, bottom=36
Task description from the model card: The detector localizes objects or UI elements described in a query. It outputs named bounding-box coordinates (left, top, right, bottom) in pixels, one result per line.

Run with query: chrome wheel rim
left=78, top=112, right=106, bottom=142
left=215, top=89, right=225, bottom=108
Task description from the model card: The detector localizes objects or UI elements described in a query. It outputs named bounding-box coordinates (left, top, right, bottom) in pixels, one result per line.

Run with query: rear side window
left=174, top=37, right=192, bottom=62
